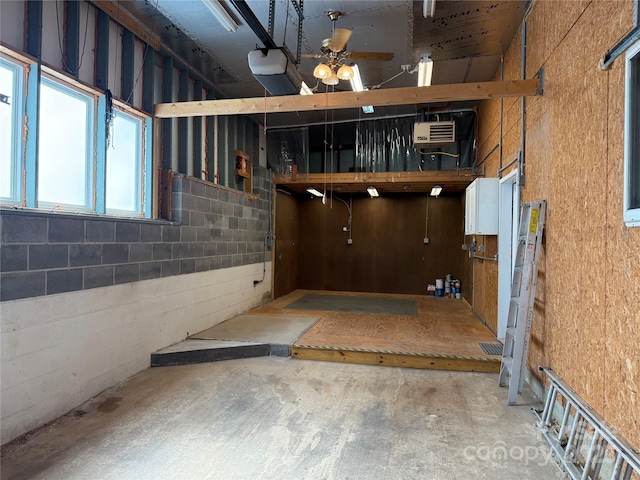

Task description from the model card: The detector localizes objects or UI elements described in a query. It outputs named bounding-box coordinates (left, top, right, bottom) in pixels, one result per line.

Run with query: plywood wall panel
left=604, top=60, right=640, bottom=447
left=476, top=0, right=639, bottom=448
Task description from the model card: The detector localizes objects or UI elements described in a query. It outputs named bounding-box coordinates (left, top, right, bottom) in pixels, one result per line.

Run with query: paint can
left=435, top=278, right=444, bottom=297
left=445, top=281, right=451, bottom=295
left=454, top=280, right=461, bottom=299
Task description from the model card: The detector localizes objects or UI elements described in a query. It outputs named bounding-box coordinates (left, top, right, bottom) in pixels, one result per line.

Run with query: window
left=0, top=58, right=24, bottom=204
left=624, top=40, right=640, bottom=227
left=38, top=77, right=94, bottom=210
left=0, top=48, right=151, bottom=217
left=106, top=108, right=143, bottom=214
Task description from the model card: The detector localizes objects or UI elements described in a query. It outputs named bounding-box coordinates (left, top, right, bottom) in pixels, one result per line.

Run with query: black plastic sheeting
left=267, top=111, right=476, bottom=174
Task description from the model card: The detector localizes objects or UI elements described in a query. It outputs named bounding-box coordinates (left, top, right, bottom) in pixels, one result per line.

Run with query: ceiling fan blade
left=301, top=53, right=324, bottom=59
left=328, top=28, right=352, bottom=52
left=345, top=51, right=394, bottom=61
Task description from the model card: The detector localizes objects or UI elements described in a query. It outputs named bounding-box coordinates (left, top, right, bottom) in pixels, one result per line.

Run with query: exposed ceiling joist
left=154, top=79, right=540, bottom=118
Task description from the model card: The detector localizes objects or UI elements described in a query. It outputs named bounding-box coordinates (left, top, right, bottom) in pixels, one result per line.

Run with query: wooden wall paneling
left=604, top=57, right=640, bottom=447
left=273, top=191, right=299, bottom=298
left=526, top=1, right=546, bottom=79
left=460, top=194, right=473, bottom=303
left=296, top=194, right=464, bottom=295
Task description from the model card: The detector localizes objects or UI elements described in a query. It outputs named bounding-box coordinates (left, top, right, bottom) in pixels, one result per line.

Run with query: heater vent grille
left=413, top=121, right=456, bottom=148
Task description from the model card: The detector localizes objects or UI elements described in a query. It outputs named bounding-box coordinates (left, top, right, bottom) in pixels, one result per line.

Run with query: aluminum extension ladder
left=499, top=200, right=546, bottom=405
left=535, top=367, right=640, bottom=480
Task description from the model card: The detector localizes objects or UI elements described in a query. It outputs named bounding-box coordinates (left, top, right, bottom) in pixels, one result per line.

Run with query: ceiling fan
left=302, top=11, right=394, bottom=86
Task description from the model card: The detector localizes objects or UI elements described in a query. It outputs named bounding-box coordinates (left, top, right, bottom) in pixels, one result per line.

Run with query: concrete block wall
left=0, top=168, right=274, bottom=444
left=0, top=167, right=273, bottom=302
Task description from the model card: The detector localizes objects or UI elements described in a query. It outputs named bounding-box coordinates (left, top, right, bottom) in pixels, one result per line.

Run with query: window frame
left=105, top=105, right=144, bottom=216
left=624, top=40, right=640, bottom=227
left=0, top=57, right=25, bottom=205
left=37, top=74, right=96, bottom=212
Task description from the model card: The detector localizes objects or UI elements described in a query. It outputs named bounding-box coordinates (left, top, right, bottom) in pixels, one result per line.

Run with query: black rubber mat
left=479, top=343, right=503, bottom=355
left=285, top=294, right=417, bottom=316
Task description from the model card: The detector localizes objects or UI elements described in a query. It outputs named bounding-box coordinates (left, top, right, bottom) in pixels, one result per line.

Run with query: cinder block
left=140, top=223, right=162, bottom=242
left=152, top=243, right=172, bottom=260
left=161, top=260, right=180, bottom=277
left=0, top=271, right=46, bottom=301
left=115, top=264, right=140, bottom=285
left=139, top=262, right=162, bottom=280
left=194, top=257, right=210, bottom=272
left=216, top=243, right=228, bottom=255
left=228, top=217, right=239, bottom=230
left=115, top=222, right=141, bottom=243
left=83, top=266, right=114, bottom=289
left=162, top=225, right=181, bottom=243
left=69, top=244, right=102, bottom=267
left=29, top=245, right=68, bottom=270
left=181, top=226, right=197, bottom=242
left=47, top=269, right=83, bottom=295
left=1, top=245, right=28, bottom=272
left=48, top=217, right=84, bottom=243
left=189, top=243, right=204, bottom=257
left=85, top=220, right=115, bottom=243
left=180, top=259, right=195, bottom=274
left=102, top=244, right=129, bottom=264
left=227, top=243, right=238, bottom=255
left=1, top=215, right=47, bottom=243
left=129, top=243, right=153, bottom=262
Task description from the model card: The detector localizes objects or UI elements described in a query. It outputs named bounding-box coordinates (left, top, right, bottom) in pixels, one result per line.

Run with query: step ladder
left=534, top=366, right=640, bottom=480
left=499, top=200, right=546, bottom=405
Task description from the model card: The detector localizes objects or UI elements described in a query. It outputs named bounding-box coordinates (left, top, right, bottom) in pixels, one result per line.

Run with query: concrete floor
left=1, top=357, right=566, bottom=480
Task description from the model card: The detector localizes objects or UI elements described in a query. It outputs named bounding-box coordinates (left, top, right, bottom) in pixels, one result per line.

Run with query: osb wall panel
left=476, top=0, right=638, bottom=448
left=604, top=60, right=640, bottom=444
left=471, top=236, right=499, bottom=333
left=296, top=194, right=465, bottom=295
left=273, top=191, right=299, bottom=299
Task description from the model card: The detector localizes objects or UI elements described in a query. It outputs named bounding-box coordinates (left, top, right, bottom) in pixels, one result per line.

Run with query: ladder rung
left=505, top=326, right=516, bottom=338
left=501, top=356, right=513, bottom=372
left=514, top=266, right=524, bottom=273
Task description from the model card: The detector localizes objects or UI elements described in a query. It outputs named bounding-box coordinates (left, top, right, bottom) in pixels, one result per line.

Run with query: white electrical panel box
left=465, top=178, right=499, bottom=235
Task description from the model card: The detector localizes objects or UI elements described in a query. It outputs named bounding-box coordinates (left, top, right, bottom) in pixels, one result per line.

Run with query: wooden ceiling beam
left=274, top=171, right=476, bottom=194
left=154, top=78, right=540, bottom=118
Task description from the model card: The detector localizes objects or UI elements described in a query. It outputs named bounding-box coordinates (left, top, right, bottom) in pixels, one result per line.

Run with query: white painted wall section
left=0, top=262, right=272, bottom=444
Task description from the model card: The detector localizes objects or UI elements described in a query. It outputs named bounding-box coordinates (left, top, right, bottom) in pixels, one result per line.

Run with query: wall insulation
left=476, top=0, right=640, bottom=448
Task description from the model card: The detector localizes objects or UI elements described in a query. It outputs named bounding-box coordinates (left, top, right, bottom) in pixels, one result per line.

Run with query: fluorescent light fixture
left=430, top=185, right=443, bottom=197
left=300, top=81, right=314, bottom=95
left=202, top=0, right=239, bottom=32
left=423, top=0, right=436, bottom=17
left=418, top=55, right=433, bottom=87
left=306, top=187, right=324, bottom=197
left=350, top=65, right=374, bottom=114
left=367, top=186, right=379, bottom=198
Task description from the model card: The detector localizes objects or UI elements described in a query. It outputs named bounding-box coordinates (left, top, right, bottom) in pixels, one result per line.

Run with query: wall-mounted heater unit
left=248, top=48, right=303, bottom=96
left=413, top=121, right=456, bottom=148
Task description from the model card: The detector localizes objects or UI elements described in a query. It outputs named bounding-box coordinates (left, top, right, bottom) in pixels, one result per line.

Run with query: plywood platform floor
left=251, top=290, right=502, bottom=372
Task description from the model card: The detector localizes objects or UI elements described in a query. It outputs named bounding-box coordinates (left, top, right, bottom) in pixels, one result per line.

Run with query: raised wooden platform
left=252, top=290, right=502, bottom=373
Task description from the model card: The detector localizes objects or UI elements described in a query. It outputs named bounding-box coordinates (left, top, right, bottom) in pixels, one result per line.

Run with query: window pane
left=106, top=109, right=142, bottom=213
left=0, top=60, right=21, bottom=202
left=38, top=79, right=93, bottom=208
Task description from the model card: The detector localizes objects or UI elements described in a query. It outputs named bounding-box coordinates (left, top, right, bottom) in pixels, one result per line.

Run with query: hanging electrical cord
left=254, top=169, right=272, bottom=286
left=55, top=0, right=90, bottom=76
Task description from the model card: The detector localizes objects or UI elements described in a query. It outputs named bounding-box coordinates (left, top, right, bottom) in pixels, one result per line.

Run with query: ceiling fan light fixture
left=322, top=71, right=339, bottom=85
left=337, top=64, right=354, bottom=80
left=313, top=63, right=332, bottom=79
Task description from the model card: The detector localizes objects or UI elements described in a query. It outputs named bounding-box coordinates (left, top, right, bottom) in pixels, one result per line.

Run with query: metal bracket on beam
left=536, top=68, right=544, bottom=95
